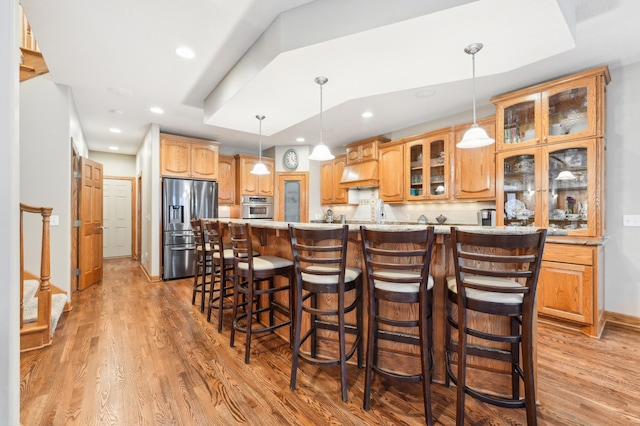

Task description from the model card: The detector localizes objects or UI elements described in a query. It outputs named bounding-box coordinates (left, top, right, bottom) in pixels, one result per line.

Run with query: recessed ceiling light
left=150, top=106, right=164, bottom=114
left=415, top=88, right=437, bottom=98
left=109, top=146, right=119, bottom=151
left=175, top=46, right=195, bottom=59
left=362, top=111, right=373, bottom=118
left=109, top=128, right=121, bottom=134
left=296, top=137, right=305, bottom=143
left=109, top=108, right=124, bottom=115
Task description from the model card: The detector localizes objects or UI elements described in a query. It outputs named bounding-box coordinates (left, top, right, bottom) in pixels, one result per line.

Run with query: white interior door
left=103, top=178, right=132, bottom=258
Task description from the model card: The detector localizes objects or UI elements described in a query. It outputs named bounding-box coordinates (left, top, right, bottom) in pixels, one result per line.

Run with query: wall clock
left=283, top=148, right=299, bottom=170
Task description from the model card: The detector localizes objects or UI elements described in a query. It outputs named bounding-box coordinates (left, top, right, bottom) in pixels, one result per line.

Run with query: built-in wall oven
left=241, top=195, right=274, bottom=220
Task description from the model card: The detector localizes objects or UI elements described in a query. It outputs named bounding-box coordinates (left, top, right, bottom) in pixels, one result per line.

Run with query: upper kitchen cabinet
left=160, top=133, right=219, bottom=179
left=345, top=135, right=389, bottom=164
left=320, top=155, right=348, bottom=205
left=378, top=141, right=404, bottom=203
left=217, top=154, right=236, bottom=205
left=234, top=154, right=274, bottom=201
left=492, top=66, right=610, bottom=151
left=497, top=139, right=600, bottom=237
left=404, top=130, right=451, bottom=201
left=453, top=117, right=496, bottom=200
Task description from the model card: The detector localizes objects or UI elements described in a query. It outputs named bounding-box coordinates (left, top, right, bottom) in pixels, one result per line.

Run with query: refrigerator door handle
left=171, top=245, right=196, bottom=251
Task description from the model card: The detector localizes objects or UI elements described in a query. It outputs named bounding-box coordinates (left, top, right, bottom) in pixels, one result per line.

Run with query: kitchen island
left=217, top=219, right=566, bottom=396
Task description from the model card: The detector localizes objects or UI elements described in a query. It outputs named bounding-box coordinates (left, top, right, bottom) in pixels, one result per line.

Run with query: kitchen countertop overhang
left=214, top=219, right=569, bottom=237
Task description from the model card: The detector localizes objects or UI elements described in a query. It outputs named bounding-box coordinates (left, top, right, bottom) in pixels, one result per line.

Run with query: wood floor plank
left=20, top=258, right=640, bottom=425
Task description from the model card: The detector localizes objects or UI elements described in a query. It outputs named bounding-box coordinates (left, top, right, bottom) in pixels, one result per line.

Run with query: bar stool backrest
left=360, top=226, right=435, bottom=291
left=450, top=227, right=547, bottom=306
left=289, top=224, right=350, bottom=290
left=191, top=218, right=206, bottom=251
left=205, top=220, right=224, bottom=259
left=229, top=222, right=254, bottom=273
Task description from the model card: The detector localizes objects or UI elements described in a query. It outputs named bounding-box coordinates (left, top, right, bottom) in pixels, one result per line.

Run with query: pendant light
left=457, top=43, right=495, bottom=149
left=308, top=76, right=335, bottom=161
left=250, top=114, right=270, bottom=175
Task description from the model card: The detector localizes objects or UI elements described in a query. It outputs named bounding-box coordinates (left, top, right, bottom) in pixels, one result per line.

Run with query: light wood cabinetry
left=160, top=133, right=219, bottom=180
left=453, top=117, right=496, bottom=200
left=320, top=155, right=348, bottom=205
left=538, top=243, right=604, bottom=337
left=234, top=154, right=274, bottom=201
left=492, top=66, right=610, bottom=337
left=492, top=66, right=609, bottom=151
left=496, top=138, right=599, bottom=236
left=345, top=136, right=386, bottom=164
left=378, top=142, right=404, bottom=203
left=217, top=155, right=235, bottom=205
left=404, top=130, right=451, bottom=201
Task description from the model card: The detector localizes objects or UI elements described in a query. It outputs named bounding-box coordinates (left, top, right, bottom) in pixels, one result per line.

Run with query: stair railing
left=20, top=203, right=52, bottom=340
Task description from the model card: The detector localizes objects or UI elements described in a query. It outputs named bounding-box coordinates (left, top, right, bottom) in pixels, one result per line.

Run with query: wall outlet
left=623, top=215, right=640, bottom=227
left=50, top=215, right=59, bottom=226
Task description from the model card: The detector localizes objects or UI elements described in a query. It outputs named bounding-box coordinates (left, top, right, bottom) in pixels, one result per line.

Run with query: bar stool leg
left=363, top=295, right=377, bottom=411
left=420, top=291, right=433, bottom=426
left=338, top=289, right=348, bottom=402
left=230, top=274, right=239, bottom=348
left=456, top=303, right=468, bottom=425
left=243, top=278, right=254, bottom=364
left=290, top=272, right=303, bottom=391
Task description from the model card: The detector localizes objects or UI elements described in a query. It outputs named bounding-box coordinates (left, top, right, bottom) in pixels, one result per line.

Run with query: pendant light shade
left=308, top=76, right=335, bottom=161
left=250, top=114, right=270, bottom=175
left=457, top=43, right=495, bottom=149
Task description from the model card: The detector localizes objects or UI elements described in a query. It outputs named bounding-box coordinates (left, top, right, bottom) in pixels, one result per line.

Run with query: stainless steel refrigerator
left=162, top=178, right=218, bottom=280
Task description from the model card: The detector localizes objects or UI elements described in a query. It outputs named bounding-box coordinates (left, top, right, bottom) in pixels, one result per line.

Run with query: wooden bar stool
left=360, top=226, right=436, bottom=425
left=191, top=219, right=211, bottom=312
left=205, top=220, right=235, bottom=331
left=445, top=227, right=547, bottom=426
left=229, top=222, right=293, bottom=364
left=288, top=224, right=363, bottom=402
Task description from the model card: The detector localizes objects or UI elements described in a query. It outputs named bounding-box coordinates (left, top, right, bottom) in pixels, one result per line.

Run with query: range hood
left=340, top=161, right=379, bottom=188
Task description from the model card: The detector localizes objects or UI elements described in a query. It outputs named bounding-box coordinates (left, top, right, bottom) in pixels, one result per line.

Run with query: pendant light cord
left=256, top=114, right=264, bottom=162
left=471, top=51, right=477, bottom=125
left=319, top=82, right=324, bottom=144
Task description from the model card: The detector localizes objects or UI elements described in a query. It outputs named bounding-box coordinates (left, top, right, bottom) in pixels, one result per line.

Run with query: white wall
left=0, top=0, right=20, bottom=422
left=89, top=150, right=136, bottom=177
left=604, top=63, right=640, bottom=316
left=136, top=124, right=161, bottom=278
left=20, top=77, right=77, bottom=298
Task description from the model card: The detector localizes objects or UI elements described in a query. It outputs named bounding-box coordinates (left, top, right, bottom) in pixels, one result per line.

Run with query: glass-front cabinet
left=404, top=132, right=450, bottom=201
left=496, top=93, right=540, bottom=149
left=497, top=139, right=597, bottom=236
left=494, top=75, right=598, bottom=151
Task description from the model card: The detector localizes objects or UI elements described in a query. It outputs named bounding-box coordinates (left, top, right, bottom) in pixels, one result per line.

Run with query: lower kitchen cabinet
left=538, top=242, right=605, bottom=337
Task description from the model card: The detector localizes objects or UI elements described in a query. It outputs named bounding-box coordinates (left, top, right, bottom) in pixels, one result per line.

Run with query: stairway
left=23, top=279, right=66, bottom=337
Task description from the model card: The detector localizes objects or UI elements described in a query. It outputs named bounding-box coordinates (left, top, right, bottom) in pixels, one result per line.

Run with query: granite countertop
left=216, top=219, right=569, bottom=236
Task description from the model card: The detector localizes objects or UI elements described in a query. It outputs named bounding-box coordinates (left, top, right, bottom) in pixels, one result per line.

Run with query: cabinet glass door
left=542, top=78, right=596, bottom=143
left=499, top=151, right=539, bottom=227
left=497, top=93, right=540, bottom=150
left=545, top=140, right=595, bottom=235
left=428, top=138, right=447, bottom=198
left=407, top=142, right=425, bottom=200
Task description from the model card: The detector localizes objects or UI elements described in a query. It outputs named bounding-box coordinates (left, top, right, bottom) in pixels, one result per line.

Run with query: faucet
left=375, top=199, right=385, bottom=224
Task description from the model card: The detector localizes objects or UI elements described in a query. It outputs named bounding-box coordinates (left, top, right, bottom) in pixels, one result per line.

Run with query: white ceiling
left=20, top=0, right=640, bottom=156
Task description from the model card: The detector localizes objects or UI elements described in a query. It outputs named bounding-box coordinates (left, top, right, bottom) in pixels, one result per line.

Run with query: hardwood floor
left=21, top=258, right=640, bottom=425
